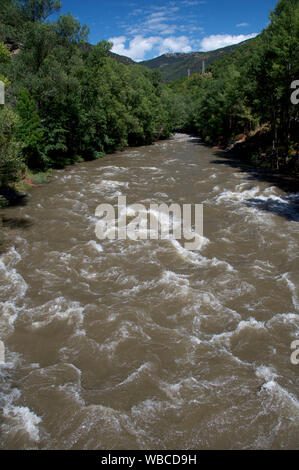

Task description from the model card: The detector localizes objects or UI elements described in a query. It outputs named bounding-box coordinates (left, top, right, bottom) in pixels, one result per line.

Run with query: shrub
left=0, top=106, right=25, bottom=188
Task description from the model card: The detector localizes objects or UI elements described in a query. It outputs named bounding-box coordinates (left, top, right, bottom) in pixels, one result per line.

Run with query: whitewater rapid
left=0, top=134, right=298, bottom=449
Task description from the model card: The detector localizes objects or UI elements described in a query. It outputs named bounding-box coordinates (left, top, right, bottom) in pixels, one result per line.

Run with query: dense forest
left=0, top=0, right=184, bottom=205
left=0, top=0, right=298, bottom=207
left=170, top=0, right=299, bottom=173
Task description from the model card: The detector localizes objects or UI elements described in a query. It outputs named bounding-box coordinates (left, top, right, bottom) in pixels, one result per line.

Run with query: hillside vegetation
left=0, top=0, right=185, bottom=204
left=141, top=42, right=250, bottom=82
left=169, top=0, right=299, bottom=175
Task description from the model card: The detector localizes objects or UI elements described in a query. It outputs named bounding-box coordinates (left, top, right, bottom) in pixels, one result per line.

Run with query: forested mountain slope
left=140, top=41, right=251, bottom=81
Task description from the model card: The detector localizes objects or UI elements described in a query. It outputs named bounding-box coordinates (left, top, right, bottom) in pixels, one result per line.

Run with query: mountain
left=82, top=40, right=254, bottom=81
left=79, top=43, right=136, bottom=66
left=140, top=40, right=253, bottom=81
left=109, top=52, right=136, bottom=66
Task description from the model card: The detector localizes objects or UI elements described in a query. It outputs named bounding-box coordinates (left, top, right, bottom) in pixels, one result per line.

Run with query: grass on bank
left=15, top=169, right=53, bottom=192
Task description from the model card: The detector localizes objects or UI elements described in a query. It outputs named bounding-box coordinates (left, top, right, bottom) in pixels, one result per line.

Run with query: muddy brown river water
left=0, top=134, right=298, bottom=449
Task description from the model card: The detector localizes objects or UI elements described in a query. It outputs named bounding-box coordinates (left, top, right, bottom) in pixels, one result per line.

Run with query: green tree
left=0, top=42, right=11, bottom=64
left=55, top=13, right=89, bottom=44
left=18, top=0, right=61, bottom=23
left=0, top=106, right=25, bottom=188
left=16, top=88, right=45, bottom=169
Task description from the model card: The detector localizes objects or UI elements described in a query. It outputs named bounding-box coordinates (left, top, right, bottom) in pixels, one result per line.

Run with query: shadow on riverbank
left=245, top=195, right=299, bottom=222
left=188, top=134, right=299, bottom=194
left=211, top=149, right=299, bottom=194
left=209, top=149, right=299, bottom=222
left=0, top=190, right=32, bottom=252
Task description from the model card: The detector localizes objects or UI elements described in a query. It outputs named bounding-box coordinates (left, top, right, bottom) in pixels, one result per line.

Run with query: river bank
left=223, top=129, right=299, bottom=192
left=0, top=170, right=53, bottom=251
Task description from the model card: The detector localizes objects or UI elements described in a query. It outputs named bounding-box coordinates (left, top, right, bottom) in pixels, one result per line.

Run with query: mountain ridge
left=82, top=39, right=255, bottom=81
left=139, top=40, right=253, bottom=81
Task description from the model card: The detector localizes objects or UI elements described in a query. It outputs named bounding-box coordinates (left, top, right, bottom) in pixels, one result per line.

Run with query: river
left=0, top=134, right=298, bottom=450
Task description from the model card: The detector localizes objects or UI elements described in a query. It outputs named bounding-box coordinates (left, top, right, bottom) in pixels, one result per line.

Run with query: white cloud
left=181, top=0, right=207, bottom=5
left=109, top=35, right=192, bottom=61
left=200, top=33, right=258, bottom=52
left=127, top=8, right=181, bottom=36
left=158, top=36, right=192, bottom=55
left=236, top=22, right=249, bottom=28
left=109, top=35, right=160, bottom=61
left=110, top=32, right=258, bottom=61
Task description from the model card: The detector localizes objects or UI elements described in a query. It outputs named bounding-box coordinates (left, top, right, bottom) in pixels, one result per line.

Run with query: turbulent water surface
left=0, top=134, right=298, bottom=450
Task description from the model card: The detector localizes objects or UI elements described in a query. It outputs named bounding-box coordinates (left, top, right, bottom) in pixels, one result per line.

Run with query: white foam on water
left=2, top=405, right=42, bottom=442
left=267, top=313, right=299, bottom=332
left=86, top=240, right=104, bottom=253
left=153, top=192, right=169, bottom=199
left=256, top=365, right=278, bottom=382
left=0, top=356, right=26, bottom=444
left=166, top=177, right=176, bottom=183
left=256, top=366, right=299, bottom=420
left=97, top=321, right=151, bottom=359
left=169, top=239, right=235, bottom=274
left=235, top=318, right=266, bottom=334
left=60, top=174, right=73, bottom=182
left=201, top=292, right=241, bottom=319
left=58, top=252, right=72, bottom=263
left=233, top=172, right=246, bottom=179
left=215, top=184, right=299, bottom=226
left=117, top=362, right=153, bottom=388
left=215, top=185, right=260, bottom=204
left=190, top=293, right=242, bottom=344
left=58, top=382, right=85, bottom=406
left=80, top=268, right=99, bottom=281
left=131, top=398, right=173, bottom=423
left=99, top=180, right=129, bottom=189
left=117, top=279, right=156, bottom=297
left=212, top=184, right=298, bottom=228
left=264, top=186, right=279, bottom=196
left=160, top=271, right=190, bottom=297
left=0, top=246, right=22, bottom=267
left=0, top=248, right=27, bottom=337
left=29, top=298, right=84, bottom=329
left=253, top=260, right=275, bottom=275
left=0, top=302, right=19, bottom=337
left=159, top=380, right=186, bottom=404
left=169, top=239, right=202, bottom=264
left=279, top=273, right=299, bottom=311
left=97, top=166, right=129, bottom=173
left=0, top=259, right=27, bottom=300
left=90, top=180, right=129, bottom=198
left=139, top=166, right=162, bottom=172
left=59, top=197, right=88, bottom=212
left=171, top=133, right=196, bottom=142
left=97, top=205, right=200, bottom=243
left=0, top=380, right=21, bottom=409
left=209, top=318, right=266, bottom=352
left=170, top=238, right=208, bottom=260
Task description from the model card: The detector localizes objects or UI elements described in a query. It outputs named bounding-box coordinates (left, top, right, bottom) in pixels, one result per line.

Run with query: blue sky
left=57, top=0, right=278, bottom=61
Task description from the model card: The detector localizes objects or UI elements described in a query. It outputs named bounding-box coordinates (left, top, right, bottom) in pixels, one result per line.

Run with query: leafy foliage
left=19, top=0, right=62, bottom=23
left=0, top=106, right=25, bottom=187
left=0, top=0, right=181, bottom=185
left=173, top=0, right=299, bottom=172
left=141, top=43, right=250, bottom=82
left=16, top=88, right=45, bottom=169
